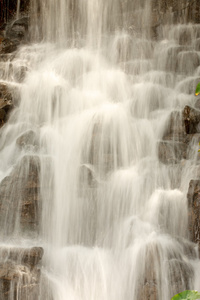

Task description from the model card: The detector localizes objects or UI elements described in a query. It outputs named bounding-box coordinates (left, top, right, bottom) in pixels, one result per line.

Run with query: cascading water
left=0, top=0, right=200, bottom=299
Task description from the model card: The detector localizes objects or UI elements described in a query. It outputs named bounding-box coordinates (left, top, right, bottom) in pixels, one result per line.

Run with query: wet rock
left=6, top=17, right=29, bottom=42
left=183, top=105, right=200, bottom=134
left=0, top=38, right=19, bottom=54
left=176, top=237, right=198, bottom=260
left=13, top=64, right=28, bottom=82
left=187, top=180, right=200, bottom=254
left=163, top=111, right=185, bottom=140
left=177, top=51, right=200, bottom=75
left=0, top=247, right=43, bottom=269
left=158, top=140, right=187, bottom=164
left=167, top=259, right=194, bottom=298
left=0, top=83, right=12, bottom=102
left=177, top=26, right=193, bottom=46
left=0, top=261, right=41, bottom=300
left=16, top=130, right=39, bottom=151
left=0, top=83, right=13, bottom=125
left=138, top=281, right=157, bottom=300
left=0, top=155, right=41, bottom=235
left=0, top=53, right=14, bottom=62
left=151, top=0, right=200, bottom=30
left=193, top=38, right=200, bottom=51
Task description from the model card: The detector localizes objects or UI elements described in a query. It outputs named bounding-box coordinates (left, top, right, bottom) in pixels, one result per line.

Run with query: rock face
left=0, top=0, right=30, bottom=24
left=0, top=155, right=41, bottom=236
left=0, top=83, right=13, bottom=126
left=158, top=110, right=190, bottom=164
left=183, top=105, right=200, bottom=134
left=187, top=180, right=200, bottom=254
left=0, top=17, right=29, bottom=54
left=152, top=0, right=200, bottom=35
left=0, top=247, right=43, bottom=300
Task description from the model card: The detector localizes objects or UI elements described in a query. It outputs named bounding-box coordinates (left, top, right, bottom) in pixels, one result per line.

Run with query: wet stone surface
left=0, top=155, right=41, bottom=235
left=0, top=246, right=43, bottom=300
left=187, top=179, right=200, bottom=255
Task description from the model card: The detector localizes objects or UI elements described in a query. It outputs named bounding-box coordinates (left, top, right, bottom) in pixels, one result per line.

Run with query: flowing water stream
left=0, top=0, right=200, bottom=299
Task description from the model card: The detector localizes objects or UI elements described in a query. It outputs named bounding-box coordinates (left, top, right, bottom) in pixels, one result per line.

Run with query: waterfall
left=0, top=0, right=200, bottom=299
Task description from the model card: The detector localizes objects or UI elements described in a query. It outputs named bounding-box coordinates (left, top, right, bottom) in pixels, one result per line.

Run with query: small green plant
left=171, top=290, right=200, bottom=300
left=195, top=82, right=200, bottom=96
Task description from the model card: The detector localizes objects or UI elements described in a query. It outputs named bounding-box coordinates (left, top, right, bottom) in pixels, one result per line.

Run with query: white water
left=0, top=0, right=200, bottom=299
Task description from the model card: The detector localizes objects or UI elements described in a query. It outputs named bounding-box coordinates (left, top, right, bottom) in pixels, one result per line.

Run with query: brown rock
left=0, top=38, right=19, bottom=54
left=0, top=155, right=41, bottom=235
left=167, top=259, right=194, bottom=298
left=187, top=180, right=200, bottom=254
left=0, top=261, right=40, bottom=300
left=183, top=105, right=200, bottom=134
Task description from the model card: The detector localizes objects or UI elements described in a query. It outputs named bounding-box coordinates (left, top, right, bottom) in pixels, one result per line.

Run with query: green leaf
left=195, top=83, right=200, bottom=96
left=171, top=290, right=200, bottom=300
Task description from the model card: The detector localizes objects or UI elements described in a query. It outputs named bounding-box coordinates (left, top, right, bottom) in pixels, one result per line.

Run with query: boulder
left=6, top=17, right=29, bottom=42
left=0, top=257, right=41, bottom=300
left=183, top=105, right=200, bottom=134
left=0, top=155, right=41, bottom=235
left=187, top=180, right=200, bottom=255
left=0, top=38, right=19, bottom=54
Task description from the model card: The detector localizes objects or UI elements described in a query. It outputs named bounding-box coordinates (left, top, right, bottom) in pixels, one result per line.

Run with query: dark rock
left=0, top=83, right=12, bottom=102
left=6, top=17, right=29, bottom=42
left=0, top=38, right=19, bottom=54
left=0, top=109, right=6, bottom=123
left=0, top=83, right=13, bottom=126
left=183, top=105, right=200, bottom=134
left=187, top=180, right=200, bottom=255
left=16, top=130, right=39, bottom=151
left=0, top=155, right=41, bottom=236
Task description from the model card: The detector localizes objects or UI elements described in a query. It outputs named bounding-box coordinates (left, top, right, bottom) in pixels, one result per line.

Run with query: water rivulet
left=0, top=0, right=200, bottom=299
